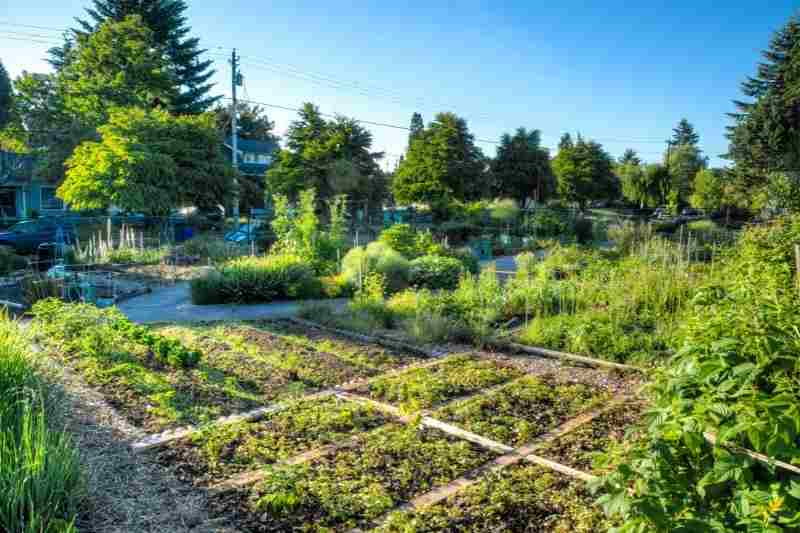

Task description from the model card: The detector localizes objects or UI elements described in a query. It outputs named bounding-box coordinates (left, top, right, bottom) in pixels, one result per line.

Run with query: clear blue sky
left=1, top=1, right=798, bottom=169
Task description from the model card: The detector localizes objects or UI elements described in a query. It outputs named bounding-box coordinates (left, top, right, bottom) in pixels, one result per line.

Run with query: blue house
left=0, top=151, right=65, bottom=218
left=223, top=137, right=278, bottom=177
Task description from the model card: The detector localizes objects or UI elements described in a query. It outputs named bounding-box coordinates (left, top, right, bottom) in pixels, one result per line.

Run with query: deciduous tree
left=59, top=107, right=233, bottom=214
left=0, top=59, right=11, bottom=130
left=215, top=102, right=277, bottom=142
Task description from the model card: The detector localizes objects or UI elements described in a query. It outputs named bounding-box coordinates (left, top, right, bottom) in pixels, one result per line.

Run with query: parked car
left=0, top=219, right=76, bottom=254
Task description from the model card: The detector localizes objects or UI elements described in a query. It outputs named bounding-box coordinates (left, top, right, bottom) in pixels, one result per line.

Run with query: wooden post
left=795, top=244, right=800, bottom=294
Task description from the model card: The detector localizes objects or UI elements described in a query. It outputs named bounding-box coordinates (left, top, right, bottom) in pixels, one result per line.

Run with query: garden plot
left=209, top=422, right=498, bottom=532
left=432, top=375, right=611, bottom=447
left=156, top=395, right=391, bottom=486
left=373, top=463, right=617, bottom=532
left=537, top=400, right=646, bottom=474
left=356, top=353, right=525, bottom=410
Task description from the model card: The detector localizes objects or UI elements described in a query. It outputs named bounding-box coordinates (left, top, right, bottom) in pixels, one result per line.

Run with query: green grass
left=433, top=375, right=608, bottom=447
left=361, top=354, right=524, bottom=411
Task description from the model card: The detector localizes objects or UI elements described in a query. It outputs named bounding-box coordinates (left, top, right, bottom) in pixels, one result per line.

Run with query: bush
left=488, top=199, right=520, bottom=225
left=190, top=254, right=323, bottom=304
left=378, top=224, right=418, bottom=258
left=408, top=255, right=464, bottom=290
left=524, top=209, right=568, bottom=237
left=341, top=242, right=410, bottom=294
left=439, top=247, right=479, bottom=275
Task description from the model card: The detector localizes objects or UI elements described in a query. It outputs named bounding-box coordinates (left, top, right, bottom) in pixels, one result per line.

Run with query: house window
left=40, top=187, right=64, bottom=210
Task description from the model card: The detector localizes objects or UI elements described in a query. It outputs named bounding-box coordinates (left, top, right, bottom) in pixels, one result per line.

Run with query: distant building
left=222, top=137, right=279, bottom=176
left=0, top=151, right=65, bottom=218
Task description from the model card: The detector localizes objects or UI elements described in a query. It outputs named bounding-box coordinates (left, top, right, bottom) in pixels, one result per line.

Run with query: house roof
left=224, top=137, right=278, bottom=155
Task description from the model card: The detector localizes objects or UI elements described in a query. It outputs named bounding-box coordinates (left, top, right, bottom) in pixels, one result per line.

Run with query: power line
left=0, top=21, right=68, bottom=33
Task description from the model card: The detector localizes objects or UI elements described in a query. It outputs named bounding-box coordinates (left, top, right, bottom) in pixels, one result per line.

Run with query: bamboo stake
left=795, top=244, right=800, bottom=295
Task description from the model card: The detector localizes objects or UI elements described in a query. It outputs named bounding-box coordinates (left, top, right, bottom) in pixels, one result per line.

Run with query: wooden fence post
left=795, top=244, right=800, bottom=294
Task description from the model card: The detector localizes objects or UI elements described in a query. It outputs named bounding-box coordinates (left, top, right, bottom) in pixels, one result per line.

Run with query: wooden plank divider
left=500, top=340, right=644, bottom=373
left=704, top=432, right=800, bottom=476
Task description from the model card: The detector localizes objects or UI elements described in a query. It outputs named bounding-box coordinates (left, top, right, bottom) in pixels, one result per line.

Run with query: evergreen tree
left=215, top=102, right=277, bottom=142
left=727, top=15, right=800, bottom=177
left=393, top=112, right=485, bottom=208
left=619, top=148, right=641, bottom=166
left=50, top=0, right=216, bottom=113
left=551, top=135, right=616, bottom=208
left=491, top=128, right=553, bottom=204
left=408, top=112, right=424, bottom=147
left=0, top=59, right=12, bottom=130
left=671, top=118, right=700, bottom=146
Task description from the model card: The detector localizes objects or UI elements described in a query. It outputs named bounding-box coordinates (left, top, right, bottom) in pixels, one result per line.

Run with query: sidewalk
left=117, top=281, right=346, bottom=324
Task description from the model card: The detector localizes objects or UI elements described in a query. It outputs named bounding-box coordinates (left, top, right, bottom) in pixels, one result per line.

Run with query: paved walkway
left=117, top=282, right=346, bottom=324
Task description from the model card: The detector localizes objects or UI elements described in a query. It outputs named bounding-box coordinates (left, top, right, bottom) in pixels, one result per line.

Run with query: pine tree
left=0, top=59, right=11, bottom=129
left=491, top=128, right=553, bottom=204
left=726, top=15, right=800, bottom=175
left=408, top=112, right=424, bottom=147
left=671, top=118, right=700, bottom=146
left=50, top=0, right=216, bottom=114
left=619, top=148, right=641, bottom=166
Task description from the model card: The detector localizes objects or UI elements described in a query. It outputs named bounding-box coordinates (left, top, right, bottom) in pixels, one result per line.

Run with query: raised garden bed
left=537, top=401, right=646, bottom=474
left=157, top=395, right=391, bottom=486
left=357, top=353, right=525, bottom=410
left=210, top=423, right=498, bottom=531
left=374, top=463, right=616, bottom=532
left=432, top=375, right=610, bottom=447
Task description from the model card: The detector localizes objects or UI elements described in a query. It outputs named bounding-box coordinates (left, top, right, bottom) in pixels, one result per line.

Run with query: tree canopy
left=551, top=134, right=616, bottom=208
left=51, top=0, right=216, bottom=113
left=671, top=118, right=700, bottom=146
left=215, top=102, right=277, bottom=142
left=59, top=107, right=233, bottom=215
left=666, top=143, right=707, bottom=209
left=726, top=15, right=800, bottom=206
left=60, top=16, right=177, bottom=126
left=393, top=112, right=485, bottom=207
left=689, top=168, right=727, bottom=211
left=266, top=103, right=384, bottom=206
left=408, top=112, right=424, bottom=147
left=491, top=128, right=553, bottom=205
left=0, top=59, right=11, bottom=130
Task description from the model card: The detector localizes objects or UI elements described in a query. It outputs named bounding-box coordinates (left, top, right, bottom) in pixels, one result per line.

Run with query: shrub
left=190, top=254, right=322, bottom=305
left=439, top=246, right=479, bottom=275
left=341, top=242, right=410, bottom=294
left=488, top=199, right=520, bottom=225
left=408, top=255, right=464, bottom=290
left=524, top=209, right=568, bottom=237
left=378, top=224, right=418, bottom=259
left=319, top=274, right=354, bottom=299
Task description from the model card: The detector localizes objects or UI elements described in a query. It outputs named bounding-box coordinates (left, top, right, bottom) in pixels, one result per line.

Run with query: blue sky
left=1, top=1, right=798, bottom=169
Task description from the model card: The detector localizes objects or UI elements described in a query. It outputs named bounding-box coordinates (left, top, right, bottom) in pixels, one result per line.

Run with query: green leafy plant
left=341, top=242, right=410, bottom=294
left=408, top=255, right=464, bottom=290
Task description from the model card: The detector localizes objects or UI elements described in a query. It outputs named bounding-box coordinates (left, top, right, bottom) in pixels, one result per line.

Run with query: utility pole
left=230, top=49, right=242, bottom=231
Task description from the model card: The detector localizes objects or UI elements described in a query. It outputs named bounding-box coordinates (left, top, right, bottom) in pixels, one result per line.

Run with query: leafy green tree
left=689, top=168, right=727, bottom=211
left=60, top=16, right=177, bottom=127
left=0, top=59, right=11, bottom=130
left=671, top=118, right=700, bottom=146
left=491, top=128, right=553, bottom=204
left=59, top=107, right=233, bottom=214
left=12, top=72, right=91, bottom=179
left=408, top=112, right=424, bottom=147
left=666, top=144, right=707, bottom=209
left=393, top=112, right=486, bottom=207
left=215, top=102, right=277, bottom=142
left=51, top=0, right=216, bottom=113
left=551, top=135, right=616, bottom=208
left=726, top=15, right=800, bottom=199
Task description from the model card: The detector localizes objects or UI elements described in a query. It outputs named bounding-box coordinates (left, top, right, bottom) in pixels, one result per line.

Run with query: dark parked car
left=0, top=219, right=76, bottom=254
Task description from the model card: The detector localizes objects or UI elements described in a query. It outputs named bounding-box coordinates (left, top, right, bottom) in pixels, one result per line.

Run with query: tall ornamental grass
left=0, top=317, right=82, bottom=533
